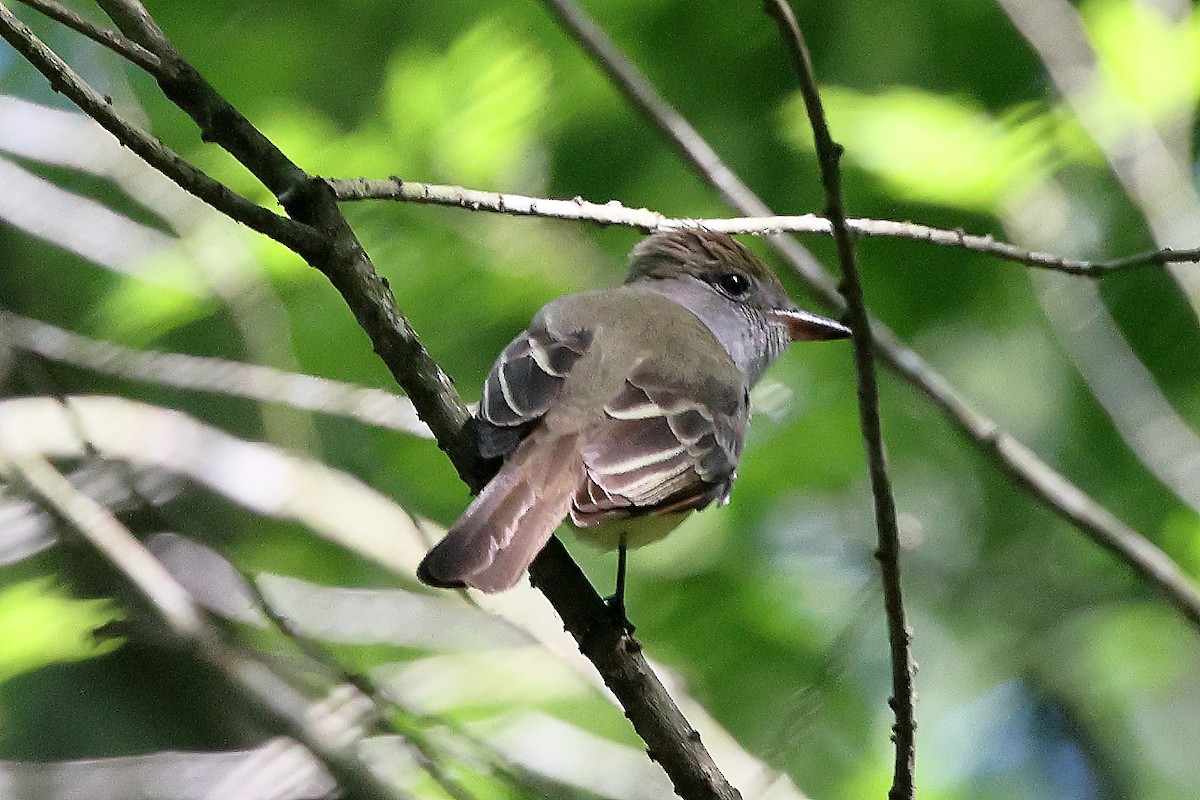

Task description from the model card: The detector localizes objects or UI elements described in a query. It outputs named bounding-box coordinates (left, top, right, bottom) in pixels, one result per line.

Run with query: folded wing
left=572, top=361, right=748, bottom=527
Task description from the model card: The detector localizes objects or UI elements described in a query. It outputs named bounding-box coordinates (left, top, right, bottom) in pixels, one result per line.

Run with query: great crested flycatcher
left=418, top=229, right=849, bottom=596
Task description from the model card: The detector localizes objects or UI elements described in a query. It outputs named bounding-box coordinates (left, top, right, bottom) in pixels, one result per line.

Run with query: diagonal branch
left=995, top=1, right=1200, bottom=518
left=94, top=0, right=311, bottom=206
left=0, top=311, right=433, bottom=438
left=0, top=446, right=413, bottom=800
left=0, top=3, right=322, bottom=257
left=538, top=0, right=1200, bottom=634
left=14, top=0, right=160, bottom=71
left=88, top=0, right=477, bottom=481
left=764, top=2, right=915, bottom=797
left=330, top=177, right=1200, bottom=276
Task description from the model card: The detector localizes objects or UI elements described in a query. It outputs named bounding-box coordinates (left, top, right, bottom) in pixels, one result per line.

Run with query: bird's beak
left=769, top=308, right=852, bottom=341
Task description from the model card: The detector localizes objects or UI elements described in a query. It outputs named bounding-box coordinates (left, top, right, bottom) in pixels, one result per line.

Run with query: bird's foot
left=603, top=593, right=636, bottom=636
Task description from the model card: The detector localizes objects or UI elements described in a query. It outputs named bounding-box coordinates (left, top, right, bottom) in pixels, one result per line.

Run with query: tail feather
left=417, top=433, right=581, bottom=592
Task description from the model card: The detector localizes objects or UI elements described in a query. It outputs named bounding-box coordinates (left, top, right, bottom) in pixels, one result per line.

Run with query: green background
left=2, top=1, right=1200, bottom=798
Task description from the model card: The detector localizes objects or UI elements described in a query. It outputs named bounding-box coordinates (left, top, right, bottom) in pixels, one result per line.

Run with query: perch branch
left=764, top=2, right=915, bottom=797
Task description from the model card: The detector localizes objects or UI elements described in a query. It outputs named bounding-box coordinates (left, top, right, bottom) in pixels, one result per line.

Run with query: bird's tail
left=417, top=432, right=582, bottom=593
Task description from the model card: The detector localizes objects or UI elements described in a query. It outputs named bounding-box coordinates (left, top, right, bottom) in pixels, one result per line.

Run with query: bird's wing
left=475, top=309, right=593, bottom=460
left=571, top=360, right=748, bottom=525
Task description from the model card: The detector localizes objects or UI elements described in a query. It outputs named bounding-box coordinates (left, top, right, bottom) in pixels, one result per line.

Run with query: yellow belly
left=570, top=512, right=690, bottom=550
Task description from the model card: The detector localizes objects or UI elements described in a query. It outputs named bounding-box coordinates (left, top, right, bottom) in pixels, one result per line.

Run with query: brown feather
left=417, top=432, right=583, bottom=592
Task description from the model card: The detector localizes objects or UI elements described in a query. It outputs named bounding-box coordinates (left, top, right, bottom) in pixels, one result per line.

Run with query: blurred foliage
left=2, top=1, right=1200, bottom=799
left=0, top=578, right=122, bottom=683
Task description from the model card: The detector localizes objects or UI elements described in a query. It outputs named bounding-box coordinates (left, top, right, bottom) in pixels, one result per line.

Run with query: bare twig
left=764, top=2, right=915, bottom=797
left=995, top=0, right=1200, bottom=274
left=240, top=578, right=482, bottom=800
left=538, top=0, right=1200, bottom=633
left=1, top=311, right=432, bottom=438
left=242, top=574, right=604, bottom=800
left=13, top=0, right=160, bottom=71
left=0, top=3, right=323, bottom=257
left=330, top=177, right=1200, bottom=277
left=539, top=0, right=837, bottom=297
left=0, top=446, right=413, bottom=800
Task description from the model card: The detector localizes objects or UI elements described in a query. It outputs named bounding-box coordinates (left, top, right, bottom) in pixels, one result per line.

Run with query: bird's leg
left=604, top=534, right=635, bottom=634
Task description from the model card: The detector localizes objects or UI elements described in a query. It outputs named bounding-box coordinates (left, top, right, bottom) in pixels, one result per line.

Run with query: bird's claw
left=604, top=594, right=636, bottom=636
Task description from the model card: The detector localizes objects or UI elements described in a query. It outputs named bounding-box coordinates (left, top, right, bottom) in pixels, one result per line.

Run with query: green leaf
left=0, top=578, right=123, bottom=684
left=1086, top=0, right=1200, bottom=124
left=384, top=19, right=550, bottom=187
left=781, top=87, right=1057, bottom=212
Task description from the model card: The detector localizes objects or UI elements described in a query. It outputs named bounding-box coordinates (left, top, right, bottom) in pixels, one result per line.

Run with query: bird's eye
left=715, top=271, right=751, bottom=298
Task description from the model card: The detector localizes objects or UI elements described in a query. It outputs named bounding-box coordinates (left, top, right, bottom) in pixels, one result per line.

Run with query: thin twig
left=241, top=579, right=483, bottom=800
left=538, top=0, right=1200, bottom=634
left=764, top=3, right=915, bottom=797
left=0, top=447, right=414, bottom=800
left=330, top=177, right=1200, bottom=277
left=539, top=0, right=837, bottom=297
left=0, top=4, right=323, bottom=258
left=243, top=575, right=599, bottom=800
left=13, top=0, right=160, bottom=71
left=1, top=311, right=432, bottom=438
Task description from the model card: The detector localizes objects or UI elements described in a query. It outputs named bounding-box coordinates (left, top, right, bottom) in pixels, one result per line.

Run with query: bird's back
left=537, top=286, right=746, bottom=433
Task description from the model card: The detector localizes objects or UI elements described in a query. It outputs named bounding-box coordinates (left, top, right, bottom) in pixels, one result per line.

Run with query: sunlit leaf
left=1086, top=0, right=1200, bottom=123
left=384, top=19, right=550, bottom=187
left=781, top=87, right=1057, bottom=212
left=0, top=578, right=123, bottom=683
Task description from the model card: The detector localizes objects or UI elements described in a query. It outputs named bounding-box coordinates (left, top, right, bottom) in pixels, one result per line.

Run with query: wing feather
left=570, top=362, right=747, bottom=527
left=475, top=312, right=592, bottom=460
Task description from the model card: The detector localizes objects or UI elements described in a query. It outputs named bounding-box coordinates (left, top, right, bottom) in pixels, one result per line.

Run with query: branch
left=1, top=311, right=432, bottom=438
left=13, top=0, right=160, bottom=71
left=330, top=177, right=1200, bottom=277
left=764, top=3, right=914, bottom=797
left=0, top=3, right=323, bottom=257
left=995, top=0, right=1200, bottom=265
left=994, top=2, right=1200, bottom=511
left=94, top=0, right=311, bottom=206
left=238, top=569, right=610, bottom=800
left=538, top=0, right=1200, bottom=634
left=0, top=446, right=413, bottom=800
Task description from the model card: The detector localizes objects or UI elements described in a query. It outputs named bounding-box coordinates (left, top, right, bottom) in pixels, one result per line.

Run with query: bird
left=417, top=229, right=850, bottom=609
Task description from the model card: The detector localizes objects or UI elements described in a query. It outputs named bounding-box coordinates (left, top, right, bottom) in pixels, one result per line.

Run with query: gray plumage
left=417, top=229, right=849, bottom=592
